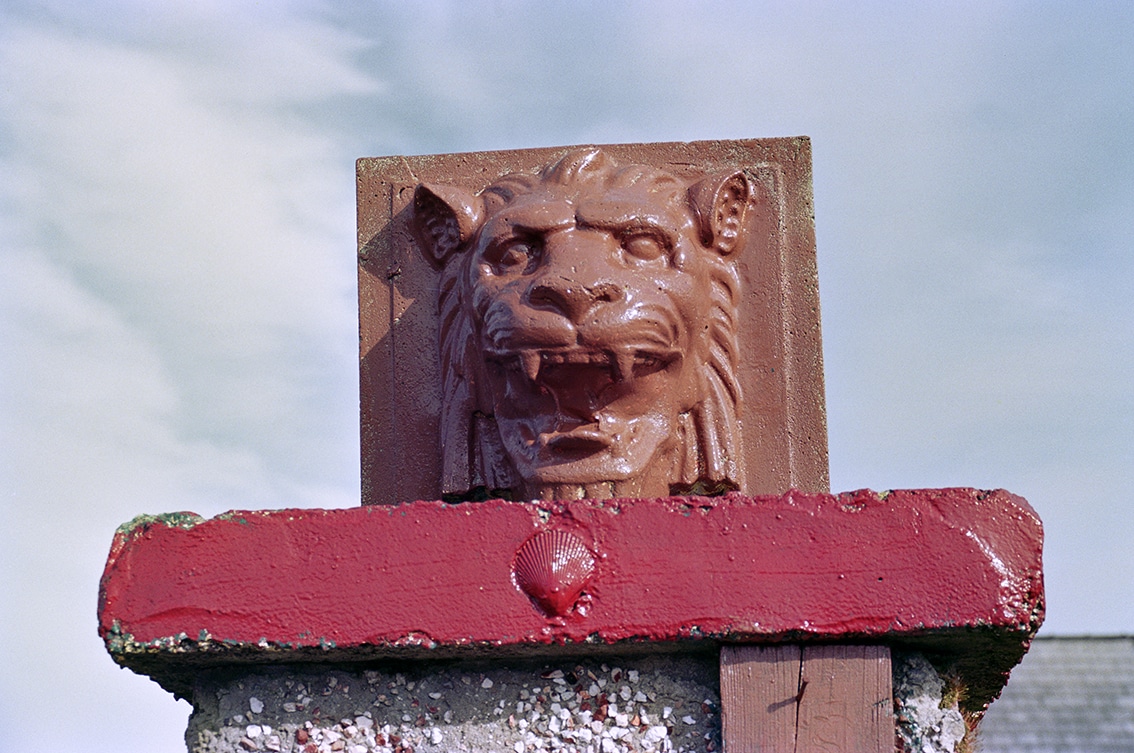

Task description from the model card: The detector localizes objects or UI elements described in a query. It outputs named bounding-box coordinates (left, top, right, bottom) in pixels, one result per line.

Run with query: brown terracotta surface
left=358, top=139, right=828, bottom=505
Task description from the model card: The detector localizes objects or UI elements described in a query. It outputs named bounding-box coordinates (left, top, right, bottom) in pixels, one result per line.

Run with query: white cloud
left=1, top=11, right=366, bottom=481
left=0, top=248, right=220, bottom=750
left=0, top=5, right=373, bottom=749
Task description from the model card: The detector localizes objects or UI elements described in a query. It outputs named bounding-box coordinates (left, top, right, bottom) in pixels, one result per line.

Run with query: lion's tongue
left=535, top=360, right=614, bottom=430
left=545, top=431, right=608, bottom=452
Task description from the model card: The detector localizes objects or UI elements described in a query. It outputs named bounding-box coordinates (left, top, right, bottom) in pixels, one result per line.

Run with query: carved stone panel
left=358, top=139, right=827, bottom=504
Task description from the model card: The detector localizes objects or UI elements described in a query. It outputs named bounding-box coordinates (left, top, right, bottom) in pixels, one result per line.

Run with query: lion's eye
left=621, top=233, right=667, bottom=263
left=488, top=238, right=538, bottom=273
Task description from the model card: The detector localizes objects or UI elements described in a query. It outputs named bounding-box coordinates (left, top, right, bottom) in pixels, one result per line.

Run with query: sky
left=1, top=1, right=1131, bottom=751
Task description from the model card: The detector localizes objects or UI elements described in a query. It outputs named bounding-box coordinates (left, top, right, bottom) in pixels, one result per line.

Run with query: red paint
left=100, top=489, right=1042, bottom=705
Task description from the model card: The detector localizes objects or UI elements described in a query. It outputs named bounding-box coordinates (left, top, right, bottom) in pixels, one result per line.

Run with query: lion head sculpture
left=411, top=148, right=749, bottom=501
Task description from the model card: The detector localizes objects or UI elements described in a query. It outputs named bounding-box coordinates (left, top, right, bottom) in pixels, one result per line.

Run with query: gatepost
left=99, top=139, right=1043, bottom=753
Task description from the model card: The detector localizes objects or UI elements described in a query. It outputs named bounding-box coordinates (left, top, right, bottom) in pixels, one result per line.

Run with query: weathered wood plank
left=720, top=644, right=801, bottom=753
left=721, top=645, right=894, bottom=752
left=796, top=645, right=893, bottom=753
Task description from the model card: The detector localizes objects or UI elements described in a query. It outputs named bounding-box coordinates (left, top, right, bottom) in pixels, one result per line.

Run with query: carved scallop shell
left=512, top=529, right=595, bottom=617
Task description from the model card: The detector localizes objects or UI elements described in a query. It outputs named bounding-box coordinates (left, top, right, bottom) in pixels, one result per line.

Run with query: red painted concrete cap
left=99, top=489, right=1043, bottom=707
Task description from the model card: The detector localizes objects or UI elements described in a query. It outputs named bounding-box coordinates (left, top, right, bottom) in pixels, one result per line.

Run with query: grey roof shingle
left=978, top=636, right=1134, bottom=752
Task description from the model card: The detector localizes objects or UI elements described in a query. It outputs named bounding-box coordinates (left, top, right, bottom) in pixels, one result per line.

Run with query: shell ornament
left=512, top=529, right=595, bottom=617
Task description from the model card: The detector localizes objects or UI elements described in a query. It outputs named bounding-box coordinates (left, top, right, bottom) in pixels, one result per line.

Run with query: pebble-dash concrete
left=189, top=652, right=958, bottom=753
left=189, top=655, right=721, bottom=753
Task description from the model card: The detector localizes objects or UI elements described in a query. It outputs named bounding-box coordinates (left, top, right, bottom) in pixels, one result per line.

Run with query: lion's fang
left=611, top=352, right=636, bottom=383
left=520, top=352, right=542, bottom=382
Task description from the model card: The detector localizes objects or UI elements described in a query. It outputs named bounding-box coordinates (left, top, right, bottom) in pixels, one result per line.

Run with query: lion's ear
left=688, top=171, right=750, bottom=256
left=412, top=183, right=485, bottom=268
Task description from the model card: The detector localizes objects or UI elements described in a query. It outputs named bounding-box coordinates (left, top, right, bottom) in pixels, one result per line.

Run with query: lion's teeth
left=520, top=351, right=542, bottom=381
left=611, top=352, right=636, bottom=382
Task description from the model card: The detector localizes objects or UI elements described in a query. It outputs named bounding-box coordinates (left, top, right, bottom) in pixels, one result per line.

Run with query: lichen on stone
left=894, top=653, right=967, bottom=753
left=117, top=511, right=205, bottom=536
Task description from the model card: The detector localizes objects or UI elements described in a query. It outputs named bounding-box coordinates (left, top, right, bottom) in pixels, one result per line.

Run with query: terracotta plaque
left=358, top=139, right=827, bottom=505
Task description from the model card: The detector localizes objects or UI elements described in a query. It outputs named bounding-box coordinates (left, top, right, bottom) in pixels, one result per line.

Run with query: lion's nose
left=527, top=278, right=624, bottom=322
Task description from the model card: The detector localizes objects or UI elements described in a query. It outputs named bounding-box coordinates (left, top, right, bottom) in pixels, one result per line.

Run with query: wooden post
left=721, top=645, right=802, bottom=752
left=721, top=645, right=894, bottom=753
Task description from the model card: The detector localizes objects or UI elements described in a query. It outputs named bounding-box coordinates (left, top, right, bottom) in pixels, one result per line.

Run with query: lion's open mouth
left=488, top=345, right=677, bottom=389
left=485, top=345, right=679, bottom=454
